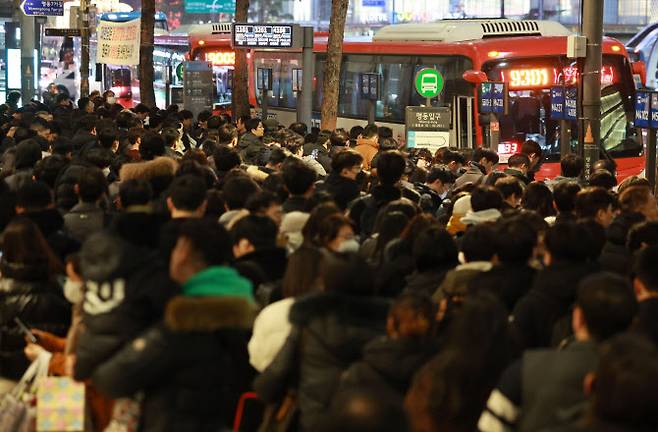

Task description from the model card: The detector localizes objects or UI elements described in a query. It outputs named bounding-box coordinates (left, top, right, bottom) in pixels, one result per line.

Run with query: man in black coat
left=319, top=149, right=363, bottom=211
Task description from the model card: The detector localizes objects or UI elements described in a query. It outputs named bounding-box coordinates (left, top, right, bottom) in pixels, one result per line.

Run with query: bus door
left=453, top=95, right=476, bottom=149
left=201, top=50, right=236, bottom=106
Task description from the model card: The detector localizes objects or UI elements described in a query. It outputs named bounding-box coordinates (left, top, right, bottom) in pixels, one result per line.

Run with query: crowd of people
left=0, top=90, right=658, bottom=432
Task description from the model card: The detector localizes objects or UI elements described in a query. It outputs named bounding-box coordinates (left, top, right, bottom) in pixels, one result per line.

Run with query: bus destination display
left=233, top=24, right=295, bottom=48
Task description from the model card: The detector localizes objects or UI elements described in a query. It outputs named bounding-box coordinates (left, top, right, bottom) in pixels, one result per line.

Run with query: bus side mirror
left=463, top=70, right=488, bottom=84
left=632, top=61, right=646, bottom=84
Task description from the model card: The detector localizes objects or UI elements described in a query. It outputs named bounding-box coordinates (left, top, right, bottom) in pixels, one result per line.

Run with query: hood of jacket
left=182, top=266, right=254, bottom=300
left=234, top=247, right=288, bottom=282
left=119, top=157, right=178, bottom=182
left=290, top=292, right=390, bottom=327
left=165, top=295, right=256, bottom=332
left=404, top=269, right=452, bottom=296
left=360, top=336, right=433, bottom=390
left=461, top=208, right=502, bottom=225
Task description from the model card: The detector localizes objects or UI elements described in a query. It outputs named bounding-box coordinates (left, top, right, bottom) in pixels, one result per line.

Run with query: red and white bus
left=192, top=20, right=646, bottom=179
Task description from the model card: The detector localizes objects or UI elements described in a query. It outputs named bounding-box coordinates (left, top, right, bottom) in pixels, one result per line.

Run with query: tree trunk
left=139, top=0, right=156, bottom=108
left=233, top=0, right=250, bottom=119
left=320, top=0, right=349, bottom=130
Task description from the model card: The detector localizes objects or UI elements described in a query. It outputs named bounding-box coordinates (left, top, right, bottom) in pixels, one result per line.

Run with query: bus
left=245, top=20, right=644, bottom=180
left=627, top=22, right=658, bottom=88
left=98, top=12, right=188, bottom=107
left=188, top=23, right=236, bottom=107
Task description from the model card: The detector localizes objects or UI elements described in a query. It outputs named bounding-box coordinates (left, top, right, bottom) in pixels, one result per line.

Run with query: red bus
left=192, top=20, right=645, bottom=180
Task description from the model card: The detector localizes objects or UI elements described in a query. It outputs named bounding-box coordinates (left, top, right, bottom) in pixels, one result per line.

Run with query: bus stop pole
left=579, top=0, right=604, bottom=177
left=298, top=26, right=314, bottom=128
left=79, top=0, right=90, bottom=97
left=19, top=12, right=36, bottom=102
left=647, top=128, right=657, bottom=191
left=261, top=89, right=268, bottom=119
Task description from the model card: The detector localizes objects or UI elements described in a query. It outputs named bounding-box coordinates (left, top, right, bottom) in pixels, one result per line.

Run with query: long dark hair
left=1, top=217, right=64, bottom=279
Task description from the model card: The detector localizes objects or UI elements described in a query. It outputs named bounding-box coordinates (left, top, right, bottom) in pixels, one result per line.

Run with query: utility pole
left=579, top=0, right=604, bottom=177
left=500, top=0, right=505, bottom=18
left=537, top=0, right=544, bottom=20
left=79, top=0, right=90, bottom=97
left=18, top=4, right=36, bottom=102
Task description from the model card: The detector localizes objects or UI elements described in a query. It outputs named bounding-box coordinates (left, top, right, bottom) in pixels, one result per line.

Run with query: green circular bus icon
left=415, top=68, right=444, bottom=99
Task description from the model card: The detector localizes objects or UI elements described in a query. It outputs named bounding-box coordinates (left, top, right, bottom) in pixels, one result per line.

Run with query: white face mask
left=107, top=97, right=116, bottom=105
left=338, top=239, right=360, bottom=254
left=63, top=278, right=84, bottom=304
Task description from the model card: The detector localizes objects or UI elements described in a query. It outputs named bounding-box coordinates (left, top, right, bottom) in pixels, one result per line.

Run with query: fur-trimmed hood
left=120, top=157, right=178, bottom=182
left=165, top=295, right=256, bottom=332
left=289, top=293, right=390, bottom=327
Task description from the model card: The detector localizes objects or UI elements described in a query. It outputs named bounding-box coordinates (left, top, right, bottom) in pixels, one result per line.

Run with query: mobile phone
left=14, top=318, right=37, bottom=343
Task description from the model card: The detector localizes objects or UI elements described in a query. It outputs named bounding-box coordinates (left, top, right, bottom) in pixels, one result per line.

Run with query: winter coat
left=237, top=133, right=265, bottom=165
left=633, top=298, right=658, bottom=346
left=248, top=298, right=295, bottom=372
left=354, top=137, right=379, bottom=171
left=0, top=262, right=71, bottom=380
left=434, top=261, right=493, bottom=302
left=92, top=295, right=256, bottom=432
left=63, top=202, right=107, bottom=243
left=74, top=233, right=178, bottom=382
left=512, top=261, right=598, bottom=350
left=337, top=336, right=436, bottom=403
left=376, top=238, right=416, bottom=298
left=503, top=167, right=531, bottom=185
left=599, top=212, right=645, bottom=276
left=233, top=247, right=287, bottom=292
left=404, top=269, right=453, bottom=297
left=282, top=195, right=309, bottom=214
left=320, top=173, right=362, bottom=211
left=302, top=142, right=332, bottom=174
left=23, top=208, right=81, bottom=262
left=454, top=162, right=487, bottom=189
left=469, top=263, right=536, bottom=312
left=254, top=293, right=389, bottom=431
left=349, top=184, right=403, bottom=236
left=108, top=208, right=163, bottom=250
left=72, top=130, right=98, bottom=154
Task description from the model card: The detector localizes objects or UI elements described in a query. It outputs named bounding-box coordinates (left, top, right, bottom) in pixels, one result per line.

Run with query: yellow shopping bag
left=36, top=377, right=85, bottom=432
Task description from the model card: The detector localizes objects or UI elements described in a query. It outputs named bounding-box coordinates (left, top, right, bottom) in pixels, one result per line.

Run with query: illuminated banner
left=479, top=81, right=507, bottom=115
left=204, top=51, right=235, bottom=66
left=636, top=91, right=651, bottom=129
left=185, top=0, right=235, bottom=14
left=96, top=19, right=140, bottom=66
left=500, top=66, right=617, bottom=90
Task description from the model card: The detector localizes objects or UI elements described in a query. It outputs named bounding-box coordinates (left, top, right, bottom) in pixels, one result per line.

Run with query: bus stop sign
left=415, top=69, right=444, bottom=99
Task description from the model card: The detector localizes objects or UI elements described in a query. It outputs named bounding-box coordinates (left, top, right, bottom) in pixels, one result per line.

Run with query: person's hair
left=319, top=388, right=409, bottom=432
left=317, top=213, right=353, bottom=247
left=245, top=191, right=281, bottom=214
left=495, top=216, right=537, bottom=263
left=413, top=226, right=458, bottom=272
left=168, top=174, right=208, bottom=211
left=267, top=147, right=287, bottom=166
left=589, top=169, right=617, bottom=190
left=330, top=129, right=350, bottom=147
left=592, top=159, right=617, bottom=176
left=349, top=125, right=364, bottom=142
left=494, top=176, right=523, bottom=200
left=133, top=103, right=150, bottom=114
left=1, top=216, right=64, bottom=278
left=472, top=148, right=499, bottom=165
left=127, top=126, right=144, bottom=145
left=590, top=334, right=658, bottom=430
left=213, top=146, right=241, bottom=172
left=521, top=182, right=555, bottom=218
left=97, top=127, right=117, bottom=150
left=442, top=149, right=466, bottom=166
left=139, top=131, right=166, bottom=160
left=576, top=273, right=637, bottom=342
left=575, top=187, right=616, bottom=220
left=461, top=223, right=497, bottom=262
left=560, top=153, right=584, bottom=178
left=331, top=150, right=363, bottom=173
left=376, top=151, right=406, bottom=185
left=206, top=115, right=224, bottom=130
left=282, top=158, right=317, bottom=195
left=245, top=117, right=261, bottom=133
left=289, top=122, right=308, bottom=137
left=507, top=153, right=530, bottom=169
left=218, top=124, right=239, bottom=145
left=119, top=178, right=153, bottom=207
left=379, top=137, right=398, bottom=151
left=389, top=292, right=436, bottom=336
left=378, top=126, right=393, bottom=139
left=373, top=210, right=412, bottom=261
left=177, top=218, right=232, bottom=266
left=618, top=185, right=653, bottom=214
left=362, top=124, right=378, bottom=139
left=15, top=139, right=42, bottom=170
left=521, top=139, right=543, bottom=159
left=77, top=115, right=97, bottom=133
left=470, top=185, right=503, bottom=212
left=77, top=167, right=107, bottom=203
left=301, top=202, right=342, bottom=246
left=161, top=127, right=180, bottom=148
left=633, top=245, right=658, bottom=293
left=282, top=245, right=324, bottom=298
left=33, top=155, right=68, bottom=189
left=230, top=214, right=277, bottom=249
left=321, top=253, right=375, bottom=296
left=222, top=175, right=260, bottom=210
left=177, top=109, right=194, bottom=121
left=15, top=181, right=52, bottom=211
left=545, top=221, right=593, bottom=263
left=627, top=221, right=658, bottom=253
left=553, top=181, right=582, bottom=213
left=426, top=167, right=455, bottom=186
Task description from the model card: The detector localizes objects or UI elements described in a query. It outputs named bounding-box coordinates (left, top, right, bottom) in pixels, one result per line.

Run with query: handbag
left=36, top=377, right=85, bottom=431
left=0, top=351, right=52, bottom=432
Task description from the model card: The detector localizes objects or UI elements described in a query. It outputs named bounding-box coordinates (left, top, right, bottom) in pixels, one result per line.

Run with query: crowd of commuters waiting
left=0, top=88, right=658, bottom=432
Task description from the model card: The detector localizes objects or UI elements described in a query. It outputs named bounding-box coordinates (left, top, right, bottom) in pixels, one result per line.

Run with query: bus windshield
left=483, top=55, right=641, bottom=161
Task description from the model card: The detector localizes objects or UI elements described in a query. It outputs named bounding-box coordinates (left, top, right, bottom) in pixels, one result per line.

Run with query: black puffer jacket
left=0, top=262, right=70, bottom=380
left=74, top=232, right=178, bottom=381
left=320, top=173, right=361, bottom=211
left=92, top=296, right=255, bottom=432
left=254, top=293, right=389, bottom=431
